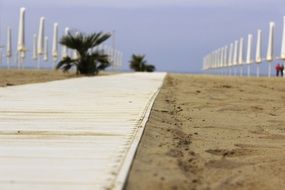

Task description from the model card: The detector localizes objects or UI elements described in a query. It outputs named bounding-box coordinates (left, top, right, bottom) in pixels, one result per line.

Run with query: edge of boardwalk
left=113, top=73, right=167, bottom=190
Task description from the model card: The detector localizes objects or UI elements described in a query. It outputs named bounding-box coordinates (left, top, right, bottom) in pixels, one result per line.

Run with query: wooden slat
left=0, top=73, right=166, bottom=190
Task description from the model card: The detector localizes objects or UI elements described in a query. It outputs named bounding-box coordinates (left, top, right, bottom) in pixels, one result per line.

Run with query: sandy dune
left=125, top=74, right=285, bottom=190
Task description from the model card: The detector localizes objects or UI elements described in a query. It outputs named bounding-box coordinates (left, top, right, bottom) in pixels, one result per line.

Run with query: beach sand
left=0, top=69, right=78, bottom=87
left=125, top=74, right=285, bottom=190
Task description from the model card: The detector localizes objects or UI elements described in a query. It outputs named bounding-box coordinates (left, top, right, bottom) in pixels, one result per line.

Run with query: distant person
left=280, top=64, right=284, bottom=77
left=275, top=63, right=281, bottom=77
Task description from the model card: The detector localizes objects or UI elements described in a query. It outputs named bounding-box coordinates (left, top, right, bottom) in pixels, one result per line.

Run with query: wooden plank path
left=0, top=72, right=166, bottom=190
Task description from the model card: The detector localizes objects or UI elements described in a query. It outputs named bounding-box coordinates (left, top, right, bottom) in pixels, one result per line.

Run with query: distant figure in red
left=275, top=63, right=281, bottom=77
left=281, top=64, right=284, bottom=77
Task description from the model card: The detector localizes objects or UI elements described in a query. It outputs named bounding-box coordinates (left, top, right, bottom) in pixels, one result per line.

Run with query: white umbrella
left=61, top=27, right=69, bottom=58
left=37, top=17, right=45, bottom=55
left=17, top=8, right=25, bottom=52
left=281, top=16, right=285, bottom=60
left=17, top=7, right=26, bottom=68
left=6, top=26, right=12, bottom=68
left=37, top=17, right=45, bottom=69
left=32, top=33, right=37, bottom=60
left=43, top=36, right=48, bottom=62
left=233, top=40, right=239, bottom=76
left=52, top=22, right=59, bottom=66
left=255, top=29, right=262, bottom=77
left=220, top=47, right=224, bottom=74
left=118, top=52, right=124, bottom=66
left=228, top=43, right=234, bottom=75
left=246, top=34, right=253, bottom=77
left=266, top=22, right=275, bottom=77
left=108, top=46, right=113, bottom=65
left=218, top=48, right=223, bottom=68
left=213, top=49, right=217, bottom=70
left=223, top=46, right=228, bottom=68
left=233, top=41, right=239, bottom=65
left=215, top=50, right=216, bottom=68
left=238, top=38, right=244, bottom=76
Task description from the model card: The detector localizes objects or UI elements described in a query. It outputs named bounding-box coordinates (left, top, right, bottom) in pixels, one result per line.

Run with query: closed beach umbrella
left=220, top=47, right=224, bottom=68
left=266, top=22, right=275, bottom=77
left=238, top=38, right=244, bottom=65
left=223, top=46, right=228, bottom=68
left=238, top=38, right=244, bottom=76
left=215, top=49, right=218, bottom=69
left=6, top=27, right=12, bottom=62
left=17, top=7, right=26, bottom=68
left=228, top=43, right=233, bottom=66
left=43, top=36, right=48, bottom=61
left=246, top=34, right=253, bottom=64
left=37, top=17, right=45, bottom=55
left=255, top=29, right=262, bottom=77
left=233, top=41, right=239, bottom=65
left=281, top=16, right=285, bottom=60
left=233, top=40, right=239, bottom=75
left=228, top=43, right=234, bottom=75
left=37, top=17, right=45, bottom=69
left=61, top=27, right=69, bottom=58
left=108, top=46, right=113, bottom=65
left=214, top=50, right=218, bottom=69
left=32, top=33, right=37, bottom=60
left=52, top=22, right=59, bottom=63
left=266, top=22, right=275, bottom=62
left=17, top=7, right=26, bottom=52
left=246, top=34, right=253, bottom=76
left=255, top=30, right=262, bottom=63
left=209, top=53, right=213, bottom=70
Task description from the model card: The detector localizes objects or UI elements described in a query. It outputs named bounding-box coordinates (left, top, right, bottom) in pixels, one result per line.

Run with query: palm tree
left=56, top=31, right=111, bottom=75
left=129, top=54, right=155, bottom=72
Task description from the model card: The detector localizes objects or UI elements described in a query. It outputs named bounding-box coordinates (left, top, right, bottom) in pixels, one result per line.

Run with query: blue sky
left=0, top=0, right=284, bottom=73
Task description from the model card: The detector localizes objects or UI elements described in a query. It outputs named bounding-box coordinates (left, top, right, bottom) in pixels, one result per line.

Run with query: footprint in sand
left=205, top=148, right=255, bottom=157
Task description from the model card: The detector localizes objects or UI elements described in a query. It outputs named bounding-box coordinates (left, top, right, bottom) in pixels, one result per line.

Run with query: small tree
left=129, top=54, right=155, bottom=72
left=56, top=31, right=111, bottom=75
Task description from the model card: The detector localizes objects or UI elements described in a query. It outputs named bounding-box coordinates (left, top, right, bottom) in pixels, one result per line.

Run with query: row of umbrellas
left=202, top=16, right=285, bottom=77
left=0, top=7, right=123, bottom=69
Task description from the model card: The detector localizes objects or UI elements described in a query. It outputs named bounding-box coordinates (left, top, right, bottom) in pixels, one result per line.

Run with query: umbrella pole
left=53, top=61, right=55, bottom=70
left=22, top=54, right=25, bottom=70
left=247, top=65, right=250, bottom=77
left=7, top=57, right=10, bottom=69
left=257, top=64, right=260, bottom=78
left=268, top=63, right=271, bottom=78
left=17, top=52, right=21, bottom=70
left=37, top=56, right=41, bottom=70
left=53, top=59, right=57, bottom=70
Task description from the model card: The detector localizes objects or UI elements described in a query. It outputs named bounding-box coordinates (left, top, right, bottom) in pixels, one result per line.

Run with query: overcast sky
left=0, top=0, right=284, bottom=72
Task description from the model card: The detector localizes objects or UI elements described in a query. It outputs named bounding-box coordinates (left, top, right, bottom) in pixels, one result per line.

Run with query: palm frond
left=60, top=32, right=111, bottom=54
left=56, top=56, right=78, bottom=72
left=90, top=51, right=111, bottom=71
left=58, top=31, right=112, bottom=75
left=145, top=64, right=156, bottom=72
left=129, top=54, right=155, bottom=72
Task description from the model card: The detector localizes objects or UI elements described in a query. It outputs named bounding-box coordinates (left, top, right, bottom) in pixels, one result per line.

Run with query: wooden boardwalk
left=0, top=73, right=166, bottom=190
